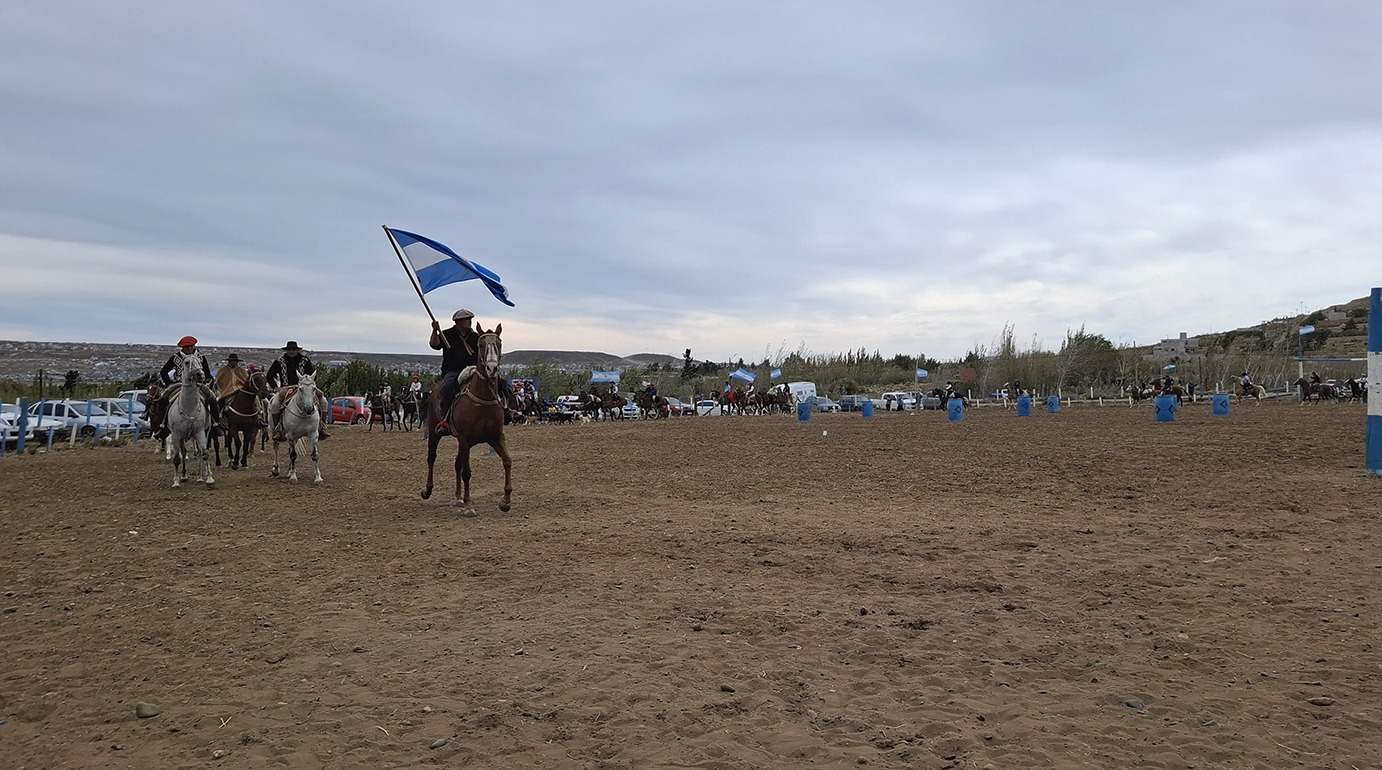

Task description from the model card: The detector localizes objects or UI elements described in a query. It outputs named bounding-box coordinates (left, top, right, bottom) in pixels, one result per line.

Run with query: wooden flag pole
left=383, top=225, right=449, bottom=349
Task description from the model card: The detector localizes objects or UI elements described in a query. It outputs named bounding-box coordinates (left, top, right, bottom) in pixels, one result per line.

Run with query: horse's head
left=176, top=353, right=204, bottom=384
left=476, top=324, right=503, bottom=379
left=247, top=369, right=271, bottom=397
left=296, top=373, right=318, bottom=402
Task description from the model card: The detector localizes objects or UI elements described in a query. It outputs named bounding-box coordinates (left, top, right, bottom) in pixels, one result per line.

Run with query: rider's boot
left=434, top=400, right=452, bottom=436
left=270, top=412, right=287, bottom=443
left=317, top=416, right=330, bottom=441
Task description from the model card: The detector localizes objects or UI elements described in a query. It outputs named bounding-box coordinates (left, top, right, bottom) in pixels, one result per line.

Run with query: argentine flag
left=770, top=368, right=782, bottom=379
left=387, top=227, right=515, bottom=307
left=729, top=367, right=756, bottom=382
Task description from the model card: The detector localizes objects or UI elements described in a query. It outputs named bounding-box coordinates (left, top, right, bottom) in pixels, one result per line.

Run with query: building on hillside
left=1146, top=332, right=1203, bottom=363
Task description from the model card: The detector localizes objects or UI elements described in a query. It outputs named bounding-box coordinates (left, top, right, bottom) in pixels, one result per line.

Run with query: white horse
left=270, top=373, right=323, bottom=483
left=166, top=354, right=215, bottom=489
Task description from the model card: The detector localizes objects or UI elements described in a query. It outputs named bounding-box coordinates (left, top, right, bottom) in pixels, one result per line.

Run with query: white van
left=786, top=381, right=817, bottom=405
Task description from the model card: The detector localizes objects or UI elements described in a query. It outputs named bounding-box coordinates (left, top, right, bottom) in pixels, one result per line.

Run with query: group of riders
left=146, top=337, right=330, bottom=444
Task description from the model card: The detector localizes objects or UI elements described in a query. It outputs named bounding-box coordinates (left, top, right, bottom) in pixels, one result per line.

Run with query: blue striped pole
left=1367, top=287, right=1381, bottom=477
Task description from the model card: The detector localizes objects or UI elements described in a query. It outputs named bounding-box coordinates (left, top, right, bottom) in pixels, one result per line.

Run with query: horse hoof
left=499, top=503, right=511, bottom=512
left=420, top=490, right=432, bottom=500
left=459, top=508, right=478, bottom=518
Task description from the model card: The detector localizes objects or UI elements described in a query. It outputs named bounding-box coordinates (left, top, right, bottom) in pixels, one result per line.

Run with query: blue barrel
left=1015, top=395, right=1031, bottom=416
left=861, top=399, right=874, bottom=417
left=1212, top=393, right=1230, bottom=416
left=1046, top=395, right=1061, bottom=413
left=1154, top=395, right=1177, bottom=422
left=796, top=401, right=810, bottom=422
left=947, top=398, right=964, bottom=422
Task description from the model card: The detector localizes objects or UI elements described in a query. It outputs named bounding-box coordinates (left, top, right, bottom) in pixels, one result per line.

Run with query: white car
left=1, top=412, right=36, bottom=445
left=620, top=396, right=640, bottom=419
left=28, top=400, right=140, bottom=436
left=695, top=399, right=723, bottom=416
left=90, top=397, right=151, bottom=431
left=881, top=391, right=917, bottom=411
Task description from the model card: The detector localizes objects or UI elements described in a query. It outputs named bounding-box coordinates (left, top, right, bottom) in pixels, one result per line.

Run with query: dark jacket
left=434, top=327, right=480, bottom=373
left=160, top=351, right=213, bottom=386
left=266, top=353, right=315, bottom=388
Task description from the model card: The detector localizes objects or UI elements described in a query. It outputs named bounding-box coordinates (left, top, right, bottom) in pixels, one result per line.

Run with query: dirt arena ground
left=1, top=400, right=1379, bottom=769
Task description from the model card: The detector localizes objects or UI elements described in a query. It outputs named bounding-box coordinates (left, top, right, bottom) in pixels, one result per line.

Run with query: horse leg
left=421, top=431, right=439, bottom=500
left=199, top=432, right=216, bottom=488
left=308, top=434, right=322, bottom=484
left=270, top=437, right=281, bottom=478
left=493, top=436, right=513, bottom=513
left=172, top=440, right=183, bottom=487
left=288, top=439, right=299, bottom=482
left=455, top=442, right=475, bottom=515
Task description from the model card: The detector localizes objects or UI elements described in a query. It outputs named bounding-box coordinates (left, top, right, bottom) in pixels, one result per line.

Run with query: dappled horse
left=423, top=324, right=513, bottom=515
left=269, top=373, right=323, bottom=483
left=1125, top=384, right=1155, bottom=406
left=1233, top=381, right=1267, bottom=404
left=165, top=354, right=215, bottom=489
left=222, top=368, right=270, bottom=469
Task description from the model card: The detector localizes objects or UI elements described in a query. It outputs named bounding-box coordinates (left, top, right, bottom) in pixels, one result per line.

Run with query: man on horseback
left=267, top=341, right=329, bottom=442
left=432, top=308, right=515, bottom=434
left=215, top=353, right=263, bottom=427
left=149, top=335, right=222, bottom=440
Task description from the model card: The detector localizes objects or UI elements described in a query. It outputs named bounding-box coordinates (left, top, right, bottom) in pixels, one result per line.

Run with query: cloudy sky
left=2, top=2, right=1379, bottom=364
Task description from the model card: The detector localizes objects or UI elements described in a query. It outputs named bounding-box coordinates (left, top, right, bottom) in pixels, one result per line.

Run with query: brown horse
left=366, top=392, right=394, bottom=431
left=1233, top=381, right=1267, bottom=404
left=397, top=390, right=421, bottom=432
left=222, top=369, right=270, bottom=469
left=1293, top=378, right=1339, bottom=404
left=422, top=325, right=513, bottom=515
left=1125, top=384, right=1155, bottom=406
left=633, top=391, right=668, bottom=419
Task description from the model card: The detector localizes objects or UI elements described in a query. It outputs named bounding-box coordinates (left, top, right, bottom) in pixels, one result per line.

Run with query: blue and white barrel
left=1212, top=393, right=1230, bottom=416
left=1154, top=395, right=1177, bottom=422
left=947, top=398, right=964, bottom=422
left=797, top=401, right=811, bottom=422
left=1016, top=396, right=1031, bottom=416
left=1046, top=395, right=1061, bottom=413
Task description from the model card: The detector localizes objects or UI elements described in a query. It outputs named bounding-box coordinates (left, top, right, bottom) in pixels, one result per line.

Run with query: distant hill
left=0, top=340, right=685, bottom=383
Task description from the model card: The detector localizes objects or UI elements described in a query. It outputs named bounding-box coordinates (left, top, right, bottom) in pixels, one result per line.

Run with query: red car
left=329, top=396, right=372, bottom=425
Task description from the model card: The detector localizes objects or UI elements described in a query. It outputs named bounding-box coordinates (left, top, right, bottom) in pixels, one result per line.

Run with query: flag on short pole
left=591, top=371, right=621, bottom=383
left=770, top=368, right=782, bottom=379
left=729, top=367, right=756, bottom=382
left=1299, top=325, right=1316, bottom=335
left=386, top=227, right=515, bottom=306
left=916, top=368, right=928, bottom=378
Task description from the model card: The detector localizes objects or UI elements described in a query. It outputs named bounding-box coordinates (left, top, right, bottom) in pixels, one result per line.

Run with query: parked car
left=917, top=394, right=943, bottom=410
left=555, top=395, right=585, bottom=410
left=117, top=388, right=154, bottom=407
left=664, top=397, right=694, bottom=416
left=89, top=397, right=151, bottom=431
left=695, top=399, right=723, bottom=416
left=620, top=397, right=640, bottom=419
left=27, top=400, right=139, bottom=436
left=881, top=391, right=917, bottom=411
left=836, top=395, right=869, bottom=412
left=329, top=396, right=372, bottom=425
left=1, top=412, right=36, bottom=445
left=814, top=396, right=841, bottom=413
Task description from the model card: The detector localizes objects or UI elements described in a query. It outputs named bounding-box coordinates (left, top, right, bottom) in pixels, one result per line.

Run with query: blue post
left=861, top=399, right=874, bottom=417
left=1212, top=393, right=1230, bottom=416
left=1046, top=395, right=1061, bottom=414
left=1367, top=287, right=1380, bottom=477
left=1016, top=396, right=1031, bottom=416
left=1154, top=395, right=1177, bottom=422
left=947, top=398, right=964, bottom=422
left=796, top=401, right=810, bottom=422
left=17, top=397, right=29, bottom=454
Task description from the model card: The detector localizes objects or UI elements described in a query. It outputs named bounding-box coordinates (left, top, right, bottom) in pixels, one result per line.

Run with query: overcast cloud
left=2, top=1, right=1379, bottom=363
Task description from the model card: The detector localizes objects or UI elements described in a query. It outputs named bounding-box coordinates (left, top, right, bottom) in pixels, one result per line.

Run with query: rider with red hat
left=149, top=335, right=223, bottom=439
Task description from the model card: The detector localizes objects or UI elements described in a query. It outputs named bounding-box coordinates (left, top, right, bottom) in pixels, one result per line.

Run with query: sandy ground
left=1, top=400, right=1379, bottom=770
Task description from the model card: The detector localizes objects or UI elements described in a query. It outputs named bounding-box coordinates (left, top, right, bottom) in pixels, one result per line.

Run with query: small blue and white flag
left=1299, top=324, right=1316, bottom=335
left=387, top=227, right=515, bottom=307
left=916, top=368, right=929, bottom=378
left=591, top=370, right=621, bottom=383
left=770, top=368, right=782, bottom=379
left=729, top=367, right=756, bottom=382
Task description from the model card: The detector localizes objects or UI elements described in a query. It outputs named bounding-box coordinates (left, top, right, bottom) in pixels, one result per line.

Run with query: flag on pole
left=728, top=367, right=756, bottom=382
left=770, top=368, right=782, bottom=379
left=591, top=371, right=621, bottom=383
left=1299, top=325, right=1316, bottom=335
left=386, top=227, right=515, bottom=306
left=1162, top=364, right=1176, bottom=371
left=915, top=368, right=929, bottom=378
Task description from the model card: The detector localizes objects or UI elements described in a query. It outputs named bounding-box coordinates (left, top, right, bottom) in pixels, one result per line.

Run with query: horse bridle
left=459, top=332, right=503, bottom=406
left=225, top=371, right=269, bottom=418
